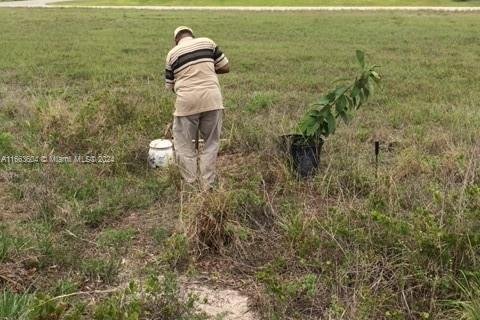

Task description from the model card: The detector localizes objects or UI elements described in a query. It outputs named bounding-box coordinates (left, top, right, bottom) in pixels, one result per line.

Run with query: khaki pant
left=173, top=109, right=223, bottom=188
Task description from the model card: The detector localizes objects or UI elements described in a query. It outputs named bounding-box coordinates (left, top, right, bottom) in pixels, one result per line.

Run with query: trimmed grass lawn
left=1, top=8, right=480, bottom=319
left=63, top=0, right=480, bottom=6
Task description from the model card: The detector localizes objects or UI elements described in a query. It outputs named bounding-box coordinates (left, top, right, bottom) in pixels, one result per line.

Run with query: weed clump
left=159, top=234, right=190, bottom=271
left=0, top=289, right=33, bottom=320
left=183, top=191, right=232, bottom=255
left=80, top=257, right=121, bottom=285
left=182, top=187, right=268, bottom=258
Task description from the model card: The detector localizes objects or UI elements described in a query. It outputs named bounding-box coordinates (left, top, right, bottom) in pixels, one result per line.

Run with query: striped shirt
left=165, top=36, right=229, bottom=117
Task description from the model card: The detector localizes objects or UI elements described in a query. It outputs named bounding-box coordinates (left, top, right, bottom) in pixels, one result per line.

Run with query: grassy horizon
left=62, top=0, right=480, bottom=6
left=1, top=8, right=480, bottom=319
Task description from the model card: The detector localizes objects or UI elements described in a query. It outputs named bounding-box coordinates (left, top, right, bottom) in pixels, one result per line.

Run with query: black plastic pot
left=280, top=134, right=324, bottom=178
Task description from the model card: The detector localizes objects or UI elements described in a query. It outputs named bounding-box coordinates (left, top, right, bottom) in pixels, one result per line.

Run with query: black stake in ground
left=375, top=141, right=380, bottom=180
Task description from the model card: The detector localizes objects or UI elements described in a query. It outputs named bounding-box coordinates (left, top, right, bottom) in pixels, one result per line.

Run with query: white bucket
left=148, top=139, right=174, bottom=168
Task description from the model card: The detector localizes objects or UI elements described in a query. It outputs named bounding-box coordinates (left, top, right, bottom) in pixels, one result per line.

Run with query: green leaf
left=299, top=114, right=320, bottom=136
left=335, top=95, right=347, bottom=115
left=326, top=91, right=337, bottom=104
left=356, top=50, right=365, bottom=69
left=319, top=105, right=332, bottom=116
left=334, top=85, right=349, bottom=99
left=325, top=111, right=336, bottom=135
left=321, top=119, right=329, bottom=136
left=306, top=121, right=320, bottom=137
left=351, top=86, right=360, bottom=108
left=339, top=111, right=350, bottom=124
left=351, top=85, right=360, bottom=97
left=308, top=109, right=322, bottom=117
left=345, top=95, right=354, bottom=109
left=359, top=89, right=366, bottom=105
left=316, top=96, right=331, bottom=106
left=364, top=86, right=370, bottom=99
left=367, top=79, right=375, bottom=96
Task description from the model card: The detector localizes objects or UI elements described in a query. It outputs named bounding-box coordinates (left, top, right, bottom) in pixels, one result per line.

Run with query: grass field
left=1, top=8, right=480, bottom=320
left=63, top=0, right=480, bottom=6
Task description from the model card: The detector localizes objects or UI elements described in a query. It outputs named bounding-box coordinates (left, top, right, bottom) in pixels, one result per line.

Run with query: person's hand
left=216, top=63, right=230, bottom=74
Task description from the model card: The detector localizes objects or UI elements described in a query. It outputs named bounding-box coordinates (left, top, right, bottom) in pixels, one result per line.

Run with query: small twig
left=261, top=178, right=276, bottom=218
left=20, top=288, right=120, bottom=318
left=401, top=287, right=413, bottom=319
left=64, top=229, right=98, bottom=246
left=0, top=273, right=20, bottom=286
left=319, top=225, right=346, bottom=257
left=46, top=288, right=119, bottom=302
left=163, top=122, right=173, bottom=139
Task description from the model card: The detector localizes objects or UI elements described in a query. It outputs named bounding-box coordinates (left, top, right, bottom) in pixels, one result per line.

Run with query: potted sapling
left=282, top=50, right=381, bottom=177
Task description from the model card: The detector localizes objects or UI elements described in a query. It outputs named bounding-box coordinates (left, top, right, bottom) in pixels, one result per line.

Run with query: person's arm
left=213, top=45, right=230, bottom=74
left=165, top=54, right=175, bottom=92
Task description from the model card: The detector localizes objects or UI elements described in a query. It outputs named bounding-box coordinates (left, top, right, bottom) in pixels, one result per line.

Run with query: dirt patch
left=183, top=281, right=258, bottom=320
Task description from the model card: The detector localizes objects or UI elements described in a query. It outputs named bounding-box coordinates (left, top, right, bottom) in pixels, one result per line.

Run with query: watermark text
left=0, top=155, right=115, bottom=164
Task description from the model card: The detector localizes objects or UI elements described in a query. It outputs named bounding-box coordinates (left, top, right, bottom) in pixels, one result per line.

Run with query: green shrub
left=93, top=283, right=141, bottom=320
left=143, top=272, right=207, bottom=320
left=159, top=234, right=190, bottom=270
left=29, top=293, right=69, bottom=320
left=93, top=274, right=207, bottom=320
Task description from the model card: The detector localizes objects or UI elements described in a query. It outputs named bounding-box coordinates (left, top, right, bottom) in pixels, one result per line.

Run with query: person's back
left=166, top=36, right=229, bottom=117
left=165, top=27, right=230, bottom=190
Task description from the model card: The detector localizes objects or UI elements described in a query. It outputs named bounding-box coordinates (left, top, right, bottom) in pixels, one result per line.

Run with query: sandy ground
left=184, top=281, right=258, bottom=320
left=1, top=0, right=480, bottom=10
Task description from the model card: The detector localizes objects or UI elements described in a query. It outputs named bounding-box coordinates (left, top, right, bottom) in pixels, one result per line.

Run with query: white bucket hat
left=174, top=26, right=193, bottom=39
